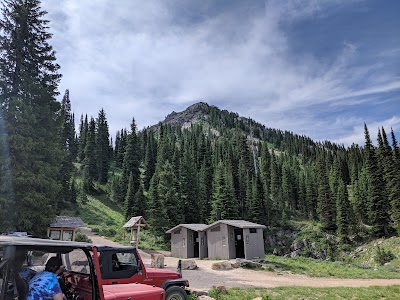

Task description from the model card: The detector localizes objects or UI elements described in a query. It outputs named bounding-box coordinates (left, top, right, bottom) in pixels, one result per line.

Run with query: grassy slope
left=76, top=188, right=159, bottom=249
left=211, top=286, right=400, bottom=300
left=263, top=255, right=400, bottom=279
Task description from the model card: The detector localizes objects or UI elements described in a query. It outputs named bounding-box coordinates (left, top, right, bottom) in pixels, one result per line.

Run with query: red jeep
left=0, top=236, right=165, bottom=300
left=97, top=247, right=189, bottom=300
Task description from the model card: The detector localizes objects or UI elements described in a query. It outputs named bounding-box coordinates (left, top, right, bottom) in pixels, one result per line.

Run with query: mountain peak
left=162, top=102, right=211, bottom=127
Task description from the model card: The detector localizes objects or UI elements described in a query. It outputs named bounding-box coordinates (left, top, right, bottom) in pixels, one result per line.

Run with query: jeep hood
left=103, top=283, right=164, bottom=300
left=145, top=268, right=180, bottom=279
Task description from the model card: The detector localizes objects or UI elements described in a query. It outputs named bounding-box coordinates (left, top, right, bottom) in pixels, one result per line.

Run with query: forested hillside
left=1, top=0, right=399, bottom=249
left=78, top=102, right=400, bottom=243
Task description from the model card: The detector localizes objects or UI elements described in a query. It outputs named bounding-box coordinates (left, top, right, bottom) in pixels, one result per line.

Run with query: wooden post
left=136, top=219, right=141, bottom=248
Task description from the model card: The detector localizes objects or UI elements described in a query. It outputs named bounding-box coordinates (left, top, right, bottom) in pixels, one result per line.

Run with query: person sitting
left=13, top=249, right=37, bottom=299
left=26, top=257, right=64, bottom=300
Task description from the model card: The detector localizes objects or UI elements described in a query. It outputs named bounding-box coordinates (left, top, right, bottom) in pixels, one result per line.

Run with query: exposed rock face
left=291, top=241, right=303, bottom=251
left=290, top=249, right=301, bottom=258
left=150, top=253, right=164, bottom=268
left=162, top=102, right=211, bottom=128
left=211, top=261, right=232, bottom=270
left=182, top=260, right=198, bottom=270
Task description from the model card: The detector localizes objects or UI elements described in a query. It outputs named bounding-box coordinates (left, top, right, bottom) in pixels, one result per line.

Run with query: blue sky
left=41, top=0, right=400, bottom=146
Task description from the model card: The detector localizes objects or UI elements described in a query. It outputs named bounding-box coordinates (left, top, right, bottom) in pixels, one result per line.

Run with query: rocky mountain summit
left=161, top=102, right=211, bottom=128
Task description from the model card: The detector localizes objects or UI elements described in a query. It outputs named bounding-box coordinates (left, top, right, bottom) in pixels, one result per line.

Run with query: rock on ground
left=182, top=260, right=198, bottom=270
left=211, top=261, right=232, bottom=270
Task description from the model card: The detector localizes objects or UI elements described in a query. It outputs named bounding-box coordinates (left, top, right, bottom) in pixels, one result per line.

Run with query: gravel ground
left=81, top=227, right=400, bottom=291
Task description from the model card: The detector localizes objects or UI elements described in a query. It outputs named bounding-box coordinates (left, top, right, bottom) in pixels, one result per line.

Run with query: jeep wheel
left=165, top=286, right=188, bottom=300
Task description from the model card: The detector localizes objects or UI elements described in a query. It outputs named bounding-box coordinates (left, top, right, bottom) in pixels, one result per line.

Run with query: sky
left=40, top=0, right=400, bottom=146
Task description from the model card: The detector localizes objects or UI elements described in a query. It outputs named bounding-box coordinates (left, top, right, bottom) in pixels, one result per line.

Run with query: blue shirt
left=26, top=271, right=62, bottom=300
left=19, top=268, right=37, bottom=281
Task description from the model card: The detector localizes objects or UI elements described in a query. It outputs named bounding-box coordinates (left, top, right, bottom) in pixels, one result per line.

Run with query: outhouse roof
left=49, top=216, right=85, bottom=229
left=123, top=216, right=147, bottom=228
left=207, top=219, right=266, bottom=229
left=166, top=224, right=208, bottom=233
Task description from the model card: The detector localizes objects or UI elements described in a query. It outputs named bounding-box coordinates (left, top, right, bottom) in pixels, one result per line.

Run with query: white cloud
left=40, top=0, right=399, bottom=144
left=332, top=116, right=400, bottom=146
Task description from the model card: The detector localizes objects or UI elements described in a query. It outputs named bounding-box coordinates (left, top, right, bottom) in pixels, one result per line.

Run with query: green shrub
left=75, top=232, right=92, bottom=243
left=99, top=228, right=117, bottom=237
left=374, top=246, right=395, bottom=266
left=91, top=227, right=100, bottom=233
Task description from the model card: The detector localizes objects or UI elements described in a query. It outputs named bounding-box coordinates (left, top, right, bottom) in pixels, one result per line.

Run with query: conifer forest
left=1, top=0, right=400, bottom=246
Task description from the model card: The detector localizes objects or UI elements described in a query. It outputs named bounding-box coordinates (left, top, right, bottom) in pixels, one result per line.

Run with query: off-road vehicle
left=97, top=246, right=189, bottom=300
left=0, top=236, right=165, bottom=300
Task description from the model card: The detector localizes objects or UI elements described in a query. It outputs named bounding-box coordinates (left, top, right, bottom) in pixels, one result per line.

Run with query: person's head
left=45, top=257, right=62, bottom=273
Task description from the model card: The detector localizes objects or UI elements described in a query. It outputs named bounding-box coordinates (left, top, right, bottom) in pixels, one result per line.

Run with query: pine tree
left=96, top=109, right=110, bottom=183
left=248, top=176, right=264, bottom=224
left=305, top=167, right=317, bottom=220
left=124, top=173, right=135, bottom=220
left=115, top=128, right=127, bottom=168
left=0, top=0, right=62, bottom=235
left=82, top=118, right=96, bottom=193
left=387, top=129, right=400, bottom=233
left=259, top=142, right=271, bottom=222
left=336, top=179, right=350, bottom=238
left=158, top=160, right=180, bottom=232
left=147, top=173, right=164, bottom=238
left=198, top=160, right=212, bottom=223
left=353, top=166, right=369, bottom=224
left=119, top=117, right=141, bottom=202
left=58, top=89, right=75, bottom=206
left=78, top=115, right=88, bottom=162
left=317, top=155, right=336, bottom=230
left=210, top=161, right=225, bottom=222
left=364, top=124, right=389, bottom=236
left=270, top=150, right=281, bottom=222
left=179, top=139, right=199, bottom=223
left=134, top=184, right=147, bottom=218
left=143, top=130, right=156, bottom=191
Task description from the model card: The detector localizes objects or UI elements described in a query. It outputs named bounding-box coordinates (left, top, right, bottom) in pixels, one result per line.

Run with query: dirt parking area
left=82, top=228, right=400, bottom=291
left=139, top=251, right=400, bottom=291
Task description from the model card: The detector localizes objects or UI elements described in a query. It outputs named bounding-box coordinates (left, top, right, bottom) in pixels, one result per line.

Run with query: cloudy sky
left=41, top=0, right=400, bottom=146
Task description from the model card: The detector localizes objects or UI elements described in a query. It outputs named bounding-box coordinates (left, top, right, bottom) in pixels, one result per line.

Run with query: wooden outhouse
left=206, top=220, right=266, bottom=260
left=123, top=216, right=147, bottom=247
left=166, top=224, right=208, bottom=259
left=48, top=216, right=84, bottom=241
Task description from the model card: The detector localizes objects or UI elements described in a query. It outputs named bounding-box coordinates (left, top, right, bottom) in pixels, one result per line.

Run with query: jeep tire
left=165, top=286, right=188, bottom=300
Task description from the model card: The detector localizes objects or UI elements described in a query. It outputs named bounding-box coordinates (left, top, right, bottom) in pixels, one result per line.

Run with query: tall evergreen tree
left=124, top=173, right=135, bottom=220
left=317, top=155, right=336, bottom=230
left=158, top=160, right=180, bottom=232
left=78, top=115, right=88, bottom=162
left=147, top=173, right=163, bottom=238
left=82, top=118, right=96, bottom=193
left=0, top=0, right=62, bottom=235
left=119, top=117, right=141, bottom=201
left=58, top=89, right=75, bottom=205
left=179, top=140, right=199, bottom=223
left=143, top=130, right=156, bottom=191
left=364, top=124, right=389, bottom=236
left=387, top=129, right=400, bottom=233
left=336, top=179, right=350, bottom=238
left=95, top=109, right=110, bottom=183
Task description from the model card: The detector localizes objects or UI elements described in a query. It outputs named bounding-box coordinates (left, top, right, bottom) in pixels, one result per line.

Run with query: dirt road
left=81, top=228, right=400, bottom=290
